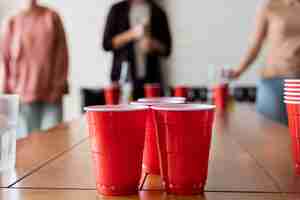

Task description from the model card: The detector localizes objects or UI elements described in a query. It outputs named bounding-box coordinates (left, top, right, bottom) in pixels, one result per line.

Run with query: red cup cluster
left=284, top=79, right=300, bottom=175
left=85, top=102, right=216, bottom=196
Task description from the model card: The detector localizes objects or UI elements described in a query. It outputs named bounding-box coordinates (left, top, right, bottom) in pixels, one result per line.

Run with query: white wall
left=0, top=0, right=266, bottom=120
left=163, top=0, right=265, bottom=86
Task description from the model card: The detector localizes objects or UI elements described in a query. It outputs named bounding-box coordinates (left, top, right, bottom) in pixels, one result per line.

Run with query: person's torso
left=8, top=8, right=60, bottom=100
left=111, top=1, right=162, bottom=82
left=12, top=9, right=56, bottom=67
left=129, top=2, right=151, bottom=79
left=266, top=0, right=300, bottom=71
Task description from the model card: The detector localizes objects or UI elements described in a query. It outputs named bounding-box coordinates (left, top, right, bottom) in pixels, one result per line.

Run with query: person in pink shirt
left=0, top=0, right=69, bottom=137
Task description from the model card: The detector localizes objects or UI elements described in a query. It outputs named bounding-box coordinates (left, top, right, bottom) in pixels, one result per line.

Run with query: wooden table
left=0, top=104, right=299, bottom=199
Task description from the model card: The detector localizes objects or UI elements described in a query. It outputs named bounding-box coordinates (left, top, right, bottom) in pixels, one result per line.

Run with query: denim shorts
left=256, top=78, right=288, bottom=125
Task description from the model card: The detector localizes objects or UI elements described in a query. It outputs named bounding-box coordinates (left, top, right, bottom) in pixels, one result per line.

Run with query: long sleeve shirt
left=0, top=7, right=69, bottom=103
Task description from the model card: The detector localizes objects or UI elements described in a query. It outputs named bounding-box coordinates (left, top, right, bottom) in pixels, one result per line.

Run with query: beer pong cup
left=284, top=100, right=300, bottom=175
left=85, top=105, right=148, bottom=196
left=284, top=96, right=300, bottom=101
left=213, top=83, right=229, bottom=110
left=285, top=79, right=300, bottom=84
left=174, top=86, right=189, bottom=98
left=104, top=84, right=120, bottom=105
left=132, top=98, right=186, bottom=175
left=284, top=92, right=300, bottom=97
left=284, top=84, right=300, bottom=89
left=152, top=104, right=215, bottom=195
left=284, top=88, right=300, bottom=92
left=144, top=83, right=161, bottom=98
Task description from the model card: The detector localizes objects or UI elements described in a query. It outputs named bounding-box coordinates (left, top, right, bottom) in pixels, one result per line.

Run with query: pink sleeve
left=52, top=13, right=69, bottom=94
left=0, top=18, right=14, bottom=93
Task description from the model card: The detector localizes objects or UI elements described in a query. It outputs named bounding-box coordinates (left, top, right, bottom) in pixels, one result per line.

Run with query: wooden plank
left=0, top=117, right=88, bottom=187
left=13, top=141, right=95, bottom=189
left=223, top=104, right=300, bottom=192
left=0, top=189, right=285, bottom=200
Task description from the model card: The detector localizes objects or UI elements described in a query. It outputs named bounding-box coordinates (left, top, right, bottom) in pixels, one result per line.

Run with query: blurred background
left=0, top=0, right=266, bottom=121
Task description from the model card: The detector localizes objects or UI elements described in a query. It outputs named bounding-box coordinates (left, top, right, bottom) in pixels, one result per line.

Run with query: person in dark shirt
left=102, top=0, right=172, bottom=99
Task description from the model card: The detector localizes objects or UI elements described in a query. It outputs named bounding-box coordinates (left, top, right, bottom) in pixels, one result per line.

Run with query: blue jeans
left=18, top=102, right=63, bottom=138
left=256, top=78, right=288, bottom=125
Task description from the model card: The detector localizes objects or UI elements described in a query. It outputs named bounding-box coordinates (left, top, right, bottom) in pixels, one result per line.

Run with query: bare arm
left=112, top=26, right=143, bottom=49
left=232, top=3, right=269, bottom=78
left=102, top=5, right=143, bottom=51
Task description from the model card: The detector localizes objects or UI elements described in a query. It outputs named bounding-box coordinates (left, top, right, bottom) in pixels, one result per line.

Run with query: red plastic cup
left=284, top=96, right=300, bottom=102
left=132, top=98, right=186, bottom=175
left=284, top=92, right=300, bottom=97
left=85, top=105, right=148, bottom=196
left=285, top=84, right=300, bottom=89
left=144, top=83, right=161, bottom=98
left=284, top=100, right=300, bottom=175
left=174, top=86, right=189, bottom=98
left=213, top=83, right=229, bottom=111
left=285, top=79, right=300, bottom=84
left=284, top=87, right=300, bottom=92
left=152, top=104, right=215, bottom=195
left=104, top=85, right=120, bottom=105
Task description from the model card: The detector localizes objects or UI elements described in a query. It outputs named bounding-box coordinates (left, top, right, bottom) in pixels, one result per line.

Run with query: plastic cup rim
left=144, top=83, right=161, bottom=87
left=138, top=97, right=186, bottom=103
left=284, top=83, right=300, bottom=87
left=0, top=94, right=19, bottom=100
left=284, top=92, right=300, bottom=96
left=131, top=101, right=185, bottom=106
left=174, top=85, right=188, bottom=89
left=104, top=84, right=120, bottom=89
left=84, top=104, right=148, bottom=112
left=151, top=103, right=216, bottom=111
left=284, top=100, right=300, bottom=104
left=284, top=96, right=300, bottom=100
left=284, top=88, right=300, bottom=91
left=285, top=79, right=300, bottom=83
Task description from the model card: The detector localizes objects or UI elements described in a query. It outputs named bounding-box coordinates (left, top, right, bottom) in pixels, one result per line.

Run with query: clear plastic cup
left=0, top=95, right=19, bottom=171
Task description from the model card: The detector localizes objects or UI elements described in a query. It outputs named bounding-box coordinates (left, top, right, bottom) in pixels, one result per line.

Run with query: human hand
left=130, top=24, right=144, bottom=40
left=140, top=37, right=163, bottom=54
left=227, top=68, right=243, bottom=80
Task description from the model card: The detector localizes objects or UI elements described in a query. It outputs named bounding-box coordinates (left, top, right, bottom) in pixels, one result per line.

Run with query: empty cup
left=174, top=86, right=189, bottom=98
left=144, top=83, right=161, bottom=98
left=132, top=97, right=186, bottom=175
left=284, top=100, right=300, bottom=175
left=284, top=92, right=300, bottom=97
left=152, top=104, right=215, bottom=195
left=213, top=83, right=229, bottom=111
left=0, top=95, right=19, bottom=171
left=285, top=79, right=300, bottom=84
left=284, top=84, right=300, bottom=89
left=85, top=105, right=148, bottom=196
left=104, top=84, right=120, bottom=105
